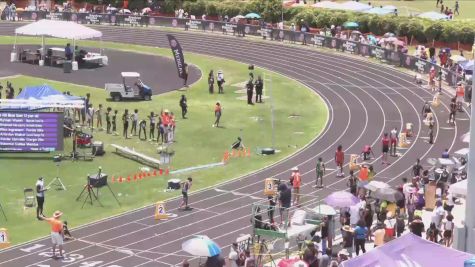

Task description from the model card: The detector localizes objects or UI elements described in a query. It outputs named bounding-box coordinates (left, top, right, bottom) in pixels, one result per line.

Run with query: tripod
left=0, top=201, right=7, bottom=221
left=76, top=179, right=102, bottom=208
left=47, top=161, right=67, bottom=191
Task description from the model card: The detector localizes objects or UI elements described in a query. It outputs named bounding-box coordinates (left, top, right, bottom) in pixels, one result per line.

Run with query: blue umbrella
left=182, top=235, right=221, bottom=257
left=343, top=21, right=359, bottom=29
left=245, top=12, right=261, bottom=19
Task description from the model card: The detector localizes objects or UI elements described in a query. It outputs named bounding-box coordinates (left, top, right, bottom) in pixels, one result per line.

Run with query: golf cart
left=105, top=72, right=152, bottom=101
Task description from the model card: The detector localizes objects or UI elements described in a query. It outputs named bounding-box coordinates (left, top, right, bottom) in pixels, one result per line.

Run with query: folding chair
left=24, top=188, right=36, bottom=208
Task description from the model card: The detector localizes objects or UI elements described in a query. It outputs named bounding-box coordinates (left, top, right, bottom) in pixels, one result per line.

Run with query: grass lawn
left=0, top=37, right=328, bottom=245
left=336, top=0, right=474, bottom=20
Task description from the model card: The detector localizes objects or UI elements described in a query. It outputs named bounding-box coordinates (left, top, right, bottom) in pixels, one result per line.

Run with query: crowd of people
left=70, top=93, right=180, bottom=144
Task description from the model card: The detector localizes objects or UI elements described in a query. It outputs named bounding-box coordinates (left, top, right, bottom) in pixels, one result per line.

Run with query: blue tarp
left=16, top=85, right=81, bottom=101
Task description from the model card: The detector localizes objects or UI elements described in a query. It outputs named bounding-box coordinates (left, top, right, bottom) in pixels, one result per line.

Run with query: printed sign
left=86, top=14, right=102, bottom=24
left=155, top=201, right=168, bottom=220
left=0, top=228, right=10, bottom=249
left=46, top=13, right=62, bottom=20
left=312, top=35, right=326, bottom=47
left=186, top=20, right=201, bottom=30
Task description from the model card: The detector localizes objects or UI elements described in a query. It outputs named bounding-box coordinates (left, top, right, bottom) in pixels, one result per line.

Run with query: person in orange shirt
left=40, top=210, right=65, bottom=259
left=213, top=102, right=222, bottom=127
left=161, top=109, right=170, bottom=143
left=456, top=82, right=464, bottom=111
left=291, top=166, right=301, bottom=206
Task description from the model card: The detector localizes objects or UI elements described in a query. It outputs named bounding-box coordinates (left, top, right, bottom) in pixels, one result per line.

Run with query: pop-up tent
left=13, top=19, right=103, bottom=62
left=0, top=85, right=84, bottom=109
left=341, top=233, right=474, bottom=267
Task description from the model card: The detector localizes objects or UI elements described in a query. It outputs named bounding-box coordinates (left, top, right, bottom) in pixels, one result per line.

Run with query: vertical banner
left=166, top=34, right=186, bottom=79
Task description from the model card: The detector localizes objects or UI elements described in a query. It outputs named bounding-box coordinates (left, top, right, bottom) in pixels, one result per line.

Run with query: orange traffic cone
left=118, top=176, right=123, bottom=183
left=165, top=168, right=170, bottom=175
left=246, top=148, right=251, bottom=157
left=127, top=176, right=131, bottom=182
left=133, top=174, right=138, bottom=181
left=223, top=150, right=230, bottom=162
left=153, top=169, right=157, bottom=176
left=111, top=176, right=115, bottom=183
left=159, top=169, right=163, bottom=175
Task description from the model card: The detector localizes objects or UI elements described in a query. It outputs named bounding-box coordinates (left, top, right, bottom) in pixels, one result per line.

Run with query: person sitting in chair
left=231, top=137, right=244, bottom=150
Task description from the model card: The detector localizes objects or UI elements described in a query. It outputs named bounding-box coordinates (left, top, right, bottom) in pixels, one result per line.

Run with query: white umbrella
left=450, top=55, right=467, bottom=63
left=461, top=132, right=470, bottom=143
left=312, top=204, right=337, bottom=216
left=364, top=181, right=390, bottom=192
left=182, top=235, right=221, bottom=257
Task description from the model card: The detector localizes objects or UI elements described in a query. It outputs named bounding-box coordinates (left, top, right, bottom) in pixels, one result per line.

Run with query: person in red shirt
left=382, top=133, right=390, bottom=165
left=335, top=145, right=344, bottom=177
left=291, top=167, right=301, bottom=206
left=361, top=145, right=374, bottom=161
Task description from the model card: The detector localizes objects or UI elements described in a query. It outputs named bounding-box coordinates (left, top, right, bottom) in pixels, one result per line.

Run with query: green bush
left=424, top=21, right=445, bottom=42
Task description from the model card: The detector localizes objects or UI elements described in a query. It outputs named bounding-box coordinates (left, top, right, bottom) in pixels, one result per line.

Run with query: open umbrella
left=364, top=181, right=390, bottom=192
left=324, top=191, right=360, bottom=208
left=245, top=13, right=261, bottom=19
left=450, top=55, right=467, bottom=63
left=182, top=235, right=221, bottom=257
left=461, top=132, right=470, bottom=143
left=312, top=204, right=337, bottom=216
left=372, top=188, right=404, bottom=202
left=343, top=21, right=358, bottom=29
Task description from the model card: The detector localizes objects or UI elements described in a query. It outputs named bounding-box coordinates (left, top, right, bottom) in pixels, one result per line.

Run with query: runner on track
left=382, top=133, right=390, bottom=165
left=315, top=157, right=326, bottom=188
left=335, top=145, right=345, bottom=177
left=389, top=127, right=398, bottom=157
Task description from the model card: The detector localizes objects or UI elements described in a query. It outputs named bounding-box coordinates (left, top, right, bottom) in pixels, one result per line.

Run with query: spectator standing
left=354, top=220, right=368, bottom=256
left=347, top=170, right=357, bottom=196
left=217, top=71, right=225, bottom=94
left=208, top=70, right=215, bottom=94
left=302, top=241, right=319, bottom=267
left=320, top=248, right=331, bottom=267
left=396, top=214, right=405, bottom=237
left=384, top=212, right=396, bottom=240
left=410, top=215, right=425, bottom=237
left=105, top=107, right=112, bottom=134
left=243, top=250, right=255, bottom=267
left=130, top=109, right=138, bottom=136
left=213, top=102, right=222, bottom=127
left=320, top=216, right=329, bottom=252
left=36, top=177, right=47, bottom=220
left=179, top=95, right=188, bottom=119
left=246, top=80, right=254, bottom=105
left=122, top=109, right=129, bottom=139
left=96, top=104, right=103, bottom=130
left=341, top=225, right=354, bottom=257
left=412, top=158, right=423, bottom=177
left=432, top=200, right=445, bottom=228
left=291, top=167, right=301, bottom=206
left=315, top=157, right=325, bottom=188
left=227, top=242, right=240, bottom=267
left=254, top=76, right=264, bottom=103
left=454, top=1, right=459, bottom=15
left=443, top=214, right=454, bottom=247
left=278, top=183, right=291, bottom=224
left=426, top=222, right=442, bottom=243
left=372, top=222, right=386, bottom=248
left=112, top=110, right=118, bottom=135
left=40, top=211, right=65, bottom=259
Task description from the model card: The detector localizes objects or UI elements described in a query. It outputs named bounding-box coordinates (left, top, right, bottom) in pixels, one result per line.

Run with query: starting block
left=349, top=154, right=359, bottom=171
left=154, top=201, right=169, bottom=220
left=398, top=132, right=409, bottom=148
left=432, top=93, right=441, bottom=107
left=264, top=178, right=279, bottom=196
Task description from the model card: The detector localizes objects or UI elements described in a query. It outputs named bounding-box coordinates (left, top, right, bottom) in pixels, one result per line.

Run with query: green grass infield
left=0, top=37, right=328, bottom=245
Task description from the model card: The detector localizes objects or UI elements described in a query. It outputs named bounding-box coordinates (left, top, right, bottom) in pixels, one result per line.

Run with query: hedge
left=153, top=0, right=475, bottom=45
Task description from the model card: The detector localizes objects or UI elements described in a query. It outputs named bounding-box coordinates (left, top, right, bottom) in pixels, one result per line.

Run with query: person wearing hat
left=341, top=225, right=354, bottom=257
left=290, top=167, right=301, bottom=206
left=36, top=177, right=48, bottom=220
left=40, top=211, right=65, bottom=259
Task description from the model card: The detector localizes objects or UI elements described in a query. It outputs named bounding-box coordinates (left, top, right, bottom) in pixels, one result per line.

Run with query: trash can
left=63, top=61, right=72, bottom=73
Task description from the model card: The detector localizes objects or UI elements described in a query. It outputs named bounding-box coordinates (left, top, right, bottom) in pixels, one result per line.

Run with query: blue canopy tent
left=1, top=84, right=84, bottom=110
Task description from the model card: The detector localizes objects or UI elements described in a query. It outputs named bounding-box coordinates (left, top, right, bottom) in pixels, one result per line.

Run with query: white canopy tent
left=13, top=20, right=104, bottom=64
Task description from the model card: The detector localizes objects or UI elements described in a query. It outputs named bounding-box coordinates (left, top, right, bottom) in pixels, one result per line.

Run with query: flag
left=166, top=34, right=186, bottom=79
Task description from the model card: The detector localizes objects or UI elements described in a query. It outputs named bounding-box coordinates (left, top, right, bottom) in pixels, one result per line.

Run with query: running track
left=0, top=23, right=469, bottom=267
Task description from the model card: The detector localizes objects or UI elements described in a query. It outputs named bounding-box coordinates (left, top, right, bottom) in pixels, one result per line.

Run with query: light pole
left=464, top=37, right=475, bottom=254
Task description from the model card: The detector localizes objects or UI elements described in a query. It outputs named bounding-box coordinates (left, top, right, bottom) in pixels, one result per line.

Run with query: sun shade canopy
left=15, top=19, right=102, bottom=40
